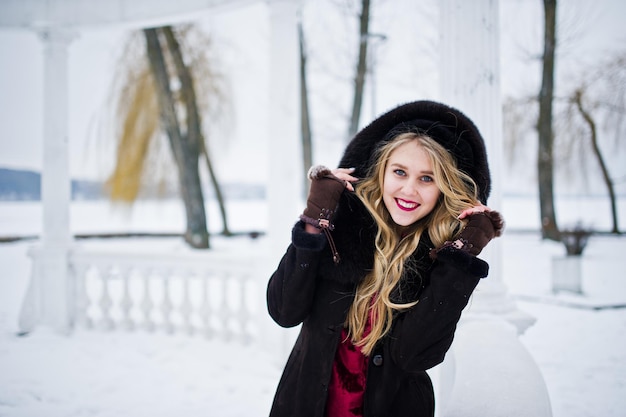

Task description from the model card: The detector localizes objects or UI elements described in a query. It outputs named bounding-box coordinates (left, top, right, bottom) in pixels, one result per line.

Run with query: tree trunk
left=200, top=138, right=231, bottom=236
left=573, top=90, right=620, bottom=234
left=162, top=27, right=231, bottom=237
left=144, top=27, right=209, bottom=248
left=347, top=0, right=371, bottom=139
left=537, top=0, right=560, bottom=241
left=299, top=20, right=313, bottom=198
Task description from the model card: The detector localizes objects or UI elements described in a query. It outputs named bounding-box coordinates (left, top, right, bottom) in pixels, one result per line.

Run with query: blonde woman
left=267, top=101, right=504, bottom=417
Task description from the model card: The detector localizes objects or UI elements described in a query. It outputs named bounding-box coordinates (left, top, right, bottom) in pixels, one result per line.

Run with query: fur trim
left=339, top=100, right=491, bottom=204
left=292, top=222, right=327, bottom=251
left=315, top=192, right=377, bottom=284
left=307, top=165, right=333, bottom=180
left=486, top=210, right=505, bottom=237
left=314, top=192, right=435, bottom=290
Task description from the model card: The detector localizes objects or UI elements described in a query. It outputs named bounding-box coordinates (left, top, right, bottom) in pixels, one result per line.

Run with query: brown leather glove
left=300, top=165, right=346, bottom=231
left=452, top=211, right=505, bottom=255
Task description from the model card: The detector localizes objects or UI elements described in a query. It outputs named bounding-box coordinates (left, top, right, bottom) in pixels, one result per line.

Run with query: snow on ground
left=1, top=199, right=626, bottom=417
left=0, top=235, right=281, bottom=417
left=503, top=233, right=626, bottom=417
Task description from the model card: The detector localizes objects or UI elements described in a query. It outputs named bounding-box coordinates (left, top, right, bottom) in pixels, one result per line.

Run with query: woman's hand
left=458, top=204, right=504, bottom=238
left=450, top=205, right=505, bottom=255
left=301, top=166, right=357, bottom=234
left=300, top=166, right=358, bottom=262
left=331, top=167, right=359, bottom=192
left=457, top=204, right=492, bottom=220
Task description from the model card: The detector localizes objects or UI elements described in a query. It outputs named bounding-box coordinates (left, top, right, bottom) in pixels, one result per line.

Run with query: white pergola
left=1, top=1, right=552, bottom=415
left=1, top=0, right=303, bottom=332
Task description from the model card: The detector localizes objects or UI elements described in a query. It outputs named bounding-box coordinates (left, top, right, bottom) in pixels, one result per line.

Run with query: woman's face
left=382, top=140, right=442, bottom=227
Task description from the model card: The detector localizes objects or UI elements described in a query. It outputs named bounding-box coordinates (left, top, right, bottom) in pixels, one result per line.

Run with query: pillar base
left=18, top=243, right=73, bottom=335
left=441, top=318, right=553, bottom=417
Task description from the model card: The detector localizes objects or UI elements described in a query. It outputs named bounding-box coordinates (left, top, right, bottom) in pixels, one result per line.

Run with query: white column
left=41, top=28, right=74, bottom=248
left=18, top=28, right=76, bottom=335
left=437, top=2, right=552, bottom=416
left=440, top=0, right=533, bottom=332
left=267, top=0, right=303, bottom=257
left=264, top=0, right=303, bottom=363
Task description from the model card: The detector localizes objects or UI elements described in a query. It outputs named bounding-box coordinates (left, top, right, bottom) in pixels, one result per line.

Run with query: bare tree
left=570, top=89, right=619, bottom=233
left=347, top=0, right=371, bottom=138
left=144, top=27, right=209, bottom=248
left=504, top=51, right=625, bottom=236
left=107, top=25, right=230, bottom=248
left=299, top=19, right=313, bottom=197
left=560, top=52, right=626, bottom=234
left=299, top=0, right=374, bottom=187
left=537, top=0, right=560, bottom=241
left=300, top=0, right=378, bottom=181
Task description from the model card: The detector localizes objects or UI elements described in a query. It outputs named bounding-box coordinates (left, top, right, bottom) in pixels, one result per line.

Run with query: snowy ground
left=1, top=198, right=625, bottom=417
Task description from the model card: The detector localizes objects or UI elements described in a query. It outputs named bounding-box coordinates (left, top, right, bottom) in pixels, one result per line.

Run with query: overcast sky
left=0, top=0, right=624, bottom=188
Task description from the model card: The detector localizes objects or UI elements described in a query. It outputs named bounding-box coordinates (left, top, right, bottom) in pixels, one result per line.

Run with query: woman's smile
left=395, top=198, right=420, bottom=211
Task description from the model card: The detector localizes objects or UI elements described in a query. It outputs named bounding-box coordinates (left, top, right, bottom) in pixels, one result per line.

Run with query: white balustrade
left=69, top=247, right=262, bottom=345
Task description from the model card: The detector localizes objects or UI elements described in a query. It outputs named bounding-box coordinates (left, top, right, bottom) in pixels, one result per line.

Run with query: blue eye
left=420, top=175, right=434, bottom=183
left=394, top=169, right=407, bottom=176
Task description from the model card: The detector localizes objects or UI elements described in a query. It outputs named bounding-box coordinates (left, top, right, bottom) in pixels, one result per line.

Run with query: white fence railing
left=20, top=246, right=267, bottom=344
left=52, top=246, right=267, bottom=345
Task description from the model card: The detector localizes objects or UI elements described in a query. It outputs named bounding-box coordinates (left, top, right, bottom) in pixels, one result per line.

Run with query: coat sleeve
left=388, top=245, right=489, bottom=372
left=266, top=221, right=327, bottom=328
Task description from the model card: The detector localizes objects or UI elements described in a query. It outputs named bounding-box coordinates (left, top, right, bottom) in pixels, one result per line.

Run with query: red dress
left=325, top=318, right=372, bottom=417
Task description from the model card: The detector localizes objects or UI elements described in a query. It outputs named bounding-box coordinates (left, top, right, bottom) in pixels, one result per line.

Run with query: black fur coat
left=266, top=100, right=492, bottom=417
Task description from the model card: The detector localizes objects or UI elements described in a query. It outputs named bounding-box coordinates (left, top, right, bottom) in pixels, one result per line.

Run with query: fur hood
left=339, top=100, right=491, bottom=204
left=317, top=100, right=490, bottom=292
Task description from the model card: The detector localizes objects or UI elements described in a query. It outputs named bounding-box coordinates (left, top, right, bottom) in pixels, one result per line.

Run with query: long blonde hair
left=347, top=132, right=479, bottom=355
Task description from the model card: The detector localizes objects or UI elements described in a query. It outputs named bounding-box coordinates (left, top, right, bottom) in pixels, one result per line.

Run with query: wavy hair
left=347, top=132, right=479, bottom=355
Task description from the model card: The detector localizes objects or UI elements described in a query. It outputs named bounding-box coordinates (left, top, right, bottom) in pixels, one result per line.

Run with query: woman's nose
left=401, top=181, right=418, bottom=196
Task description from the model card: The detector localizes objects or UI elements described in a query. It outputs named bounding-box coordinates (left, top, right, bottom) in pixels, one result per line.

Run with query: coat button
left=373, top=354, right=383, bottom=366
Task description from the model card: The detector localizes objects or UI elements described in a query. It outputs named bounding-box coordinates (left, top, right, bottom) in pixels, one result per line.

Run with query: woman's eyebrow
left=389, top=162, right=408, bottom=170
left=390, top=162, right=434, bottom=175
